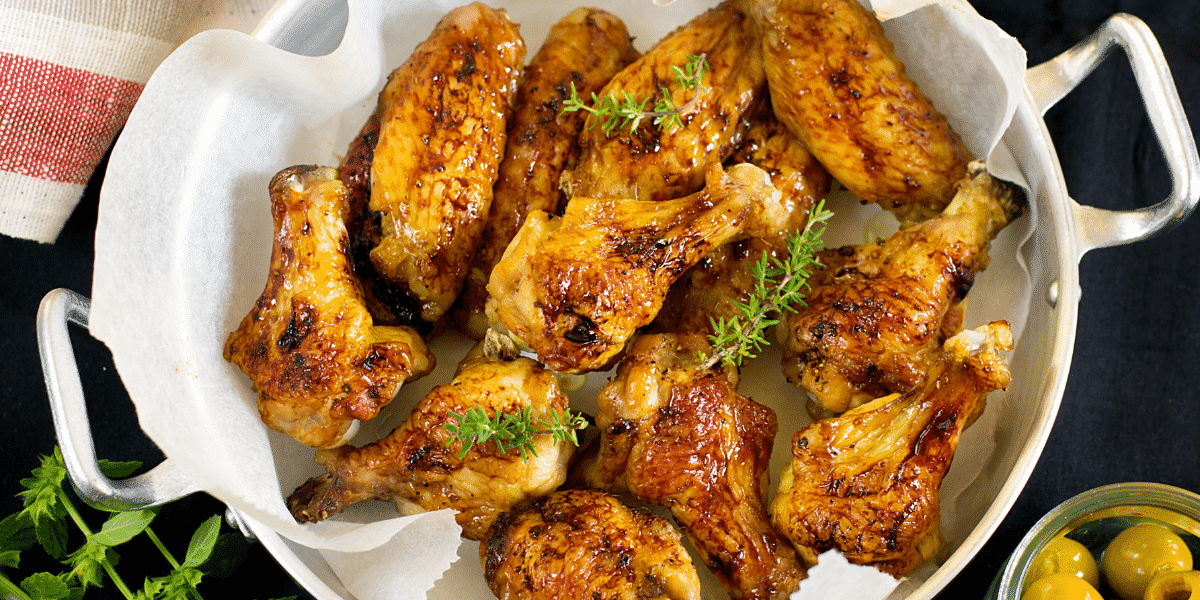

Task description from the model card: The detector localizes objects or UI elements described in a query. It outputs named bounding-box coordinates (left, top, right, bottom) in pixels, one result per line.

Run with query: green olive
left=1024, top=536, right=1101, bottom=591
left=1101, top=523, right=1194, bottom=600
left=1144, top=570, right=1200, bottom=600
left=1023, top=573, right=1105, bottom=600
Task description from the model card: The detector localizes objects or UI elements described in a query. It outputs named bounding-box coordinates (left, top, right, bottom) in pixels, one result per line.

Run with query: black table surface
left=3, top=0, right=1198, bottom=598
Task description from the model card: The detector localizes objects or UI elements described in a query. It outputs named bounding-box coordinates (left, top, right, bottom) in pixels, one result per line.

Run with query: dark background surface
left=2, top=0, right=1198, bottom=598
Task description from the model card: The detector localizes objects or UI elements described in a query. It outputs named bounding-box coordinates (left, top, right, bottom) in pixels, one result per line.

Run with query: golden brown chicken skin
left=339, top=110, right=435, bottom=331
left=656, top=116, right=830, bottom=334
left=224, top=166, right=434, bottom=449
left=486, top=162, right=780, bottom=374
left=748, top=0, right=974, bottom=222
left=778, top=161, right=1023, bottom=417
left=771, top=321, right=1013, bottom=576
left=368, top=3, right=525, bottom=325
left=286, top=349, right=574, bottom=540
left=562, top=0, right=767, bottom=202
left=583, top=333, right=804, bottom=600
left=481, top=489, right=702, bottom=600
left=453, top=7, right=640, bottom=339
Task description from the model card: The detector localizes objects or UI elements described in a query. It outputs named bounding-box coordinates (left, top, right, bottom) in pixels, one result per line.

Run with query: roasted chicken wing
left=486, top=162, right=780, bottom=374
left=748, top=0, right=974, bottom=222
left=656, top=115, right=830, bottom=334
left=286, top=348, right=574, bottom=540
left=453, top=7, right=639, bottom=339
left=224, top=166, right=434, bottom=449
left=481, top=488, right=702, bottom=600
left=778, top=161, right=1023, bottom=417
left=583, top=333, right=804, bottom=600
left=367, top=3, right=525, bottom=324
left=561, top=0, right=766, bottom=202
left=340, top=110, right=434, bottom=331
left=771, top=321, right=1013, bottom=576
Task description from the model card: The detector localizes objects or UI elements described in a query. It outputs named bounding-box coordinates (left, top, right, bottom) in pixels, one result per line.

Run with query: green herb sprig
left=702, top=200, right=835, bottom=370
left=561, top=54, right=709, bottom=136
left=0, top=447, right=294, bottom=600
left=443, top=406, right=587, bottom=461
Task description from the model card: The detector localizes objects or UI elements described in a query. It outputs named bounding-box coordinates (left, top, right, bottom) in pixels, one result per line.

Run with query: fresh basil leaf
left=139, top=575, right=166, bottom=599
left=65, top=541, right=109, bottom=588
left=153, top=568, right=203, bottom=600
left=21, top=450, right=67, bottom=496
left=0, top=548, right=20, bottom=568
left=97, top=459, right=143, bottom=479
left=19, top=572, right=70, bottom=600
left=94, top=508, right=158, bottom=547
left=182, top=514, right=222, bottom=568
left=0, top=511, right=36, bottom=551
left=34, top=512, right=68, bottom=560
left=203, top=531, right=250, bottom=578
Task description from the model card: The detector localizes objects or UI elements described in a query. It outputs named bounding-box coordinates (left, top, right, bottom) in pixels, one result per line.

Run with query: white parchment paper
left=792, top=550, right=900, bottom=600
left=91, top=0, right=1028, bottom=597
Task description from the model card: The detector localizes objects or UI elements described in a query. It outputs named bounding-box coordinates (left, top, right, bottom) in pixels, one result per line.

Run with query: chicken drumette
left=453, top=7, right=640, bottom=339
left=581, top=333, right=804, bottom=600
left=366, top=3, right=525, bottom=325
left=224, top=166, right=433, bottom=449
left=487, top=162, right=782, bottom=374
left=778, top=161, right=1024, bottom=417
left=481, top=489, right=702, bottom=600
left=562, top=0, right=767, bottom=202
left=286, top=346, right=575, bottom=540
left=771, top=321, right=1013, bottom=576
left=747, top=0, right=974, bottom=222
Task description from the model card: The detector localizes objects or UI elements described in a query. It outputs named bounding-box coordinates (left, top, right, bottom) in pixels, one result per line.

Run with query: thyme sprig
left=701, top=200, right=835, bottom=370
left=561, top=54, right=709, bottom=136
left=443, top=406, right=587, bottom=461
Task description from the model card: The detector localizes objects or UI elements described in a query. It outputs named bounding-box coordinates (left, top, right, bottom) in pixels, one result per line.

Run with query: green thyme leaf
left=444, top=405, right=588, bottom=463
left=561, top=54, right=708, bottom=136
left=703, top=200, right=834, bottom=369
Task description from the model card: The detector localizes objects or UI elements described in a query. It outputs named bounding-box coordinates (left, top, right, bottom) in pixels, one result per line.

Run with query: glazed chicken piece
left=583, top=333, right=804, bottom=600
left=771, top=321, right=1013, bottom=576
left=561, top=0, right=767, bottom=202
left=340, top=111, right=434, bottom=331
left=367, top=3, right=525, bottom=325
left=286, top=347, right=575, bottom=540
left=656, top=115, right=831, bottom=334
left=224, top=166, right=433, bottom=449
left=487, top=162, right=781, bottom=374
left=453, top=7, right=640, bottom=339
left=747, top=0, right=974, bottom=222
left=778, top=161, right=1024, bottom=417
left=481, top=489, right=702, bottom=600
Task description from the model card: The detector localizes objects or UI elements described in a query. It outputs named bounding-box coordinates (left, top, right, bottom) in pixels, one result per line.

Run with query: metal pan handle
left=36, top=288, right=200, bottom=511
left=1025, top=13, right=1199, bottom=257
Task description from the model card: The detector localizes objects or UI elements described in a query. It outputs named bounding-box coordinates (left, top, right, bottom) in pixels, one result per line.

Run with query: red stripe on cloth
left=0, top=52, right=143, bottom=185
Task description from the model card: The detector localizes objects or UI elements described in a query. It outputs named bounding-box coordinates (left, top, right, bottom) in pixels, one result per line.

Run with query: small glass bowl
left=988, top=482, right=1200, bottom=600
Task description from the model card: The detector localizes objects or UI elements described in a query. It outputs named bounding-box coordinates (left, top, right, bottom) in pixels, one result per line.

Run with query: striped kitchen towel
left=0, top=0, right=274, bottom=243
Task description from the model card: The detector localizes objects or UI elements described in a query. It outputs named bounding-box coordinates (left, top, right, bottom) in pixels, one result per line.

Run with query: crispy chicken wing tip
left=953, top=160, right=1028, bottom=227
left=287, top=472, right=342, bottom=524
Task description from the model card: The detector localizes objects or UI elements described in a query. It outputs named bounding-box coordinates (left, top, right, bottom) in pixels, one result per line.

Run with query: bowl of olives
left=989, top=483, right=1200, bottom=600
